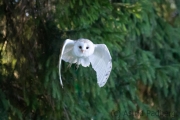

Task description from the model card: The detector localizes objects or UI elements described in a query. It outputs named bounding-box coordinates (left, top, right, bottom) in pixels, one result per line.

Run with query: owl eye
left=86, top=47, right=89, bottom=49
left=79, top=46, right=82, bottom=49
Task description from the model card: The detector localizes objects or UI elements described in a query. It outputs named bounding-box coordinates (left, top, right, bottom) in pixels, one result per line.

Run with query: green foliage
left=0, top=0, right=180, bottom=119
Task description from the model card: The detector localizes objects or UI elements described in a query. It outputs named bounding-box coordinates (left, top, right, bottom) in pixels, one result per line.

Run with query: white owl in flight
left=59, top=38, right=112, bottom=87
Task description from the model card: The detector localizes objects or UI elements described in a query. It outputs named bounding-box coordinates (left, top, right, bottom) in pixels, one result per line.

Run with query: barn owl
left=59, top=38, right=112, bottom=87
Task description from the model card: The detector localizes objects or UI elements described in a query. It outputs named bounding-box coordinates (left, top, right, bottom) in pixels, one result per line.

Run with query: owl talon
left=67, top=64, right=72, bottom=68
left=76, top=64, right=79, bottom=69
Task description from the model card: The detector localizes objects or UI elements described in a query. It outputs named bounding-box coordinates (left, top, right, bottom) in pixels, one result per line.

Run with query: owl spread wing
left=89, top=44, right=112, bottom=87
left=59, top=39, right=75, bottom=87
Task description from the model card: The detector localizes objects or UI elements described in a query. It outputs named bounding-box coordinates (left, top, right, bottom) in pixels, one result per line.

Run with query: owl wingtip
left=98, top=82, right=105, bottom=87
left=60, top=83, right=63, bottom=88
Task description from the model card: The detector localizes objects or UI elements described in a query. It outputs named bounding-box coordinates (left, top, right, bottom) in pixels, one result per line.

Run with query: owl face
left=73, top=39, right=95, bottom=57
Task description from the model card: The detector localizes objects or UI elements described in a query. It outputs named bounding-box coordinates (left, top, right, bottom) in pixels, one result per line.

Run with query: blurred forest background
left=1, top=0, right=180, bottom=119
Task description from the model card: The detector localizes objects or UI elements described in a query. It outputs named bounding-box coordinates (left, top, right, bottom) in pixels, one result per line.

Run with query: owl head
left=73, top=38, right=95, bottom=57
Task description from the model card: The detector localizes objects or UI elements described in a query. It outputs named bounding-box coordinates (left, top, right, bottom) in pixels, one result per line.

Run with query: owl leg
left=67, top=58, right=77, bottom=69
left=76, top=64, right=79, bottom=69
left=75, top=59, right=81, bottom=69
left=67, top=63, right=72, bottom=68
